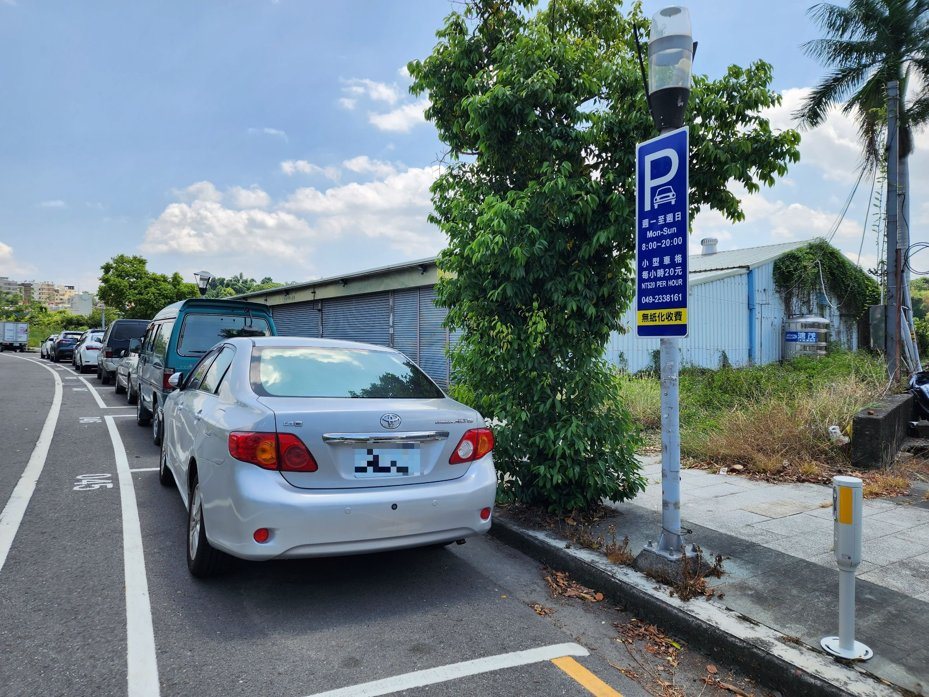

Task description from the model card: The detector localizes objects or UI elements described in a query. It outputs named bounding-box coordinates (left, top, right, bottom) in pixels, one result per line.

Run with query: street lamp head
left=193, top=270, right=213, bottom=296
left=648, top=6, right=693, bottom=131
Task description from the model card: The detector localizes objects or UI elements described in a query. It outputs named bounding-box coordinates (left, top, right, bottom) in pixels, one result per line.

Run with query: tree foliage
left=409, top=0, right=800, bottom=513
left=97, top=255, right=198, bottom=319
left=204, top=273, right=284, bottom=299
left=796, top=0, right=929, bottom=163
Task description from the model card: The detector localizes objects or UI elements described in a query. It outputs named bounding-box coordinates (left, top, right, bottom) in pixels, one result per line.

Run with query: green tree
left=409, top=0, right=800, bottom=512
left=97, top=255, right=198, bottom=319
left=204, top=273, right=285, bottom=298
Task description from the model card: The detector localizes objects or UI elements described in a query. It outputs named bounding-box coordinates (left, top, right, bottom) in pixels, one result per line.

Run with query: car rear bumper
left=99, top=356, right=125, bottom=372
left=198, top=456, right=497, bottom=560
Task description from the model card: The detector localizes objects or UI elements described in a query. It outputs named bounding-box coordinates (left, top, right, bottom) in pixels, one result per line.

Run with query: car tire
left=96, top=366, right=103, bottom=380
left=128, top=382, right=138, bottom=405
left=102, top=370, right=111, bottom=385
left=187, top=476, right=230, bottom=578
left=152, top=405, right=163, bottom=446
left=114, top=376, right=126, bottom=395
left=158, top=441, right=175, bottom=488
left=136, top=394, right=152, bottom=426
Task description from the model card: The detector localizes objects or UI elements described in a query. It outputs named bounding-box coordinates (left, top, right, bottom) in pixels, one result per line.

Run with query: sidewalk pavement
left=494, top=456, right=929, bottom=696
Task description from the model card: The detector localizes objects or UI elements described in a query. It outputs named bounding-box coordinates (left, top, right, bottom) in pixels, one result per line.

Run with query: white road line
left=104, top=415, right=161, bottom=697
left=77, top=375, right=133, bottom=409
left=303, top=643, right=589, bottom=697
left=130, top=468, right=159, bottom=473
left=0, top=355, right=63, bottom=574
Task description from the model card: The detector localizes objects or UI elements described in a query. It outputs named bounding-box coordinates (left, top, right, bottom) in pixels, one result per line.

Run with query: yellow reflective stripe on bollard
left=838, top=486, right=853, bottom=525
left=551, top=657, right=623, bottom=696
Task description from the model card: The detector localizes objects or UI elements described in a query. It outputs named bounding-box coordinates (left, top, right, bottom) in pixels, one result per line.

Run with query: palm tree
left=796, top=0, right=929, bottom=373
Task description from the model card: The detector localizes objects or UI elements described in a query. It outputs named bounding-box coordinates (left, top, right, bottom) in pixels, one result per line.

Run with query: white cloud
left=368, top=99, right=429, bottom=133
left=38, top=199, right=67, bottom=208
left=0, top=242, right=33, bottom=276
left=338, top=97, right=357, bottom=111
left=142, top=188, right=315, bottom=260
left=247, top=126, right=288, bottom=140
left=227, top=186, right=271, bottom=209
left=174, top=181, right=222, bottom=203
left=342, top=78, right=401, bottom=105
left=283, top=165, right=443, bottom=256
left=765, top=88, right=864, bottom=184
left=342, top=155, right=397, bottom=178
left=280, top=159, right=340, bottom=180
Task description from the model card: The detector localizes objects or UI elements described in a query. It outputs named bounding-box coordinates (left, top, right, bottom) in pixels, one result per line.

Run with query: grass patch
left=618, top=350, right=891, bottom=483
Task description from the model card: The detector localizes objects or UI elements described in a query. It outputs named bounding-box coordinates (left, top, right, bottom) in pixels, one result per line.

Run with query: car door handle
left=194, top=409, right=203, bottom=421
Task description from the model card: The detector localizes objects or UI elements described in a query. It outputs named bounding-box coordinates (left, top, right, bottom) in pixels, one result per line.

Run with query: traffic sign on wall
left=635, top=127, right=689, bottom=338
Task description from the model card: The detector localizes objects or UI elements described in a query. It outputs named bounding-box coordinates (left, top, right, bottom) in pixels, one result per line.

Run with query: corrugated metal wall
left=393, top=288, right=419, bottom=362
left=271, top=301, right=321, bottom=337
left=321, top=294, right=391, bottom=346
left=418, top=286, right=450, bottom=387
left=607, top=272, right=750, bottom=372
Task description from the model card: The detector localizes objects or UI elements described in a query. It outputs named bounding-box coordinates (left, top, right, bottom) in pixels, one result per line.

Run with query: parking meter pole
left=821, top=475, right=873, bottom=660
left=657, top=336, right=685, bottom=555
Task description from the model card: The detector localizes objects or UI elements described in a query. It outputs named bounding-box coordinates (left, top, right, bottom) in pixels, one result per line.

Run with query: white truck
left=0, top=322, right=29, bottom=351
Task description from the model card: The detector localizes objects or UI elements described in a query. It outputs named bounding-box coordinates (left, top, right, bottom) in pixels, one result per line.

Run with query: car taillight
left=449, top=428, right=494, bottom=464
left=162, top=368, right=175, bottom=390
left=228, top=432, right=317, bottom=472
left=105, top=350, right=113, bottom=358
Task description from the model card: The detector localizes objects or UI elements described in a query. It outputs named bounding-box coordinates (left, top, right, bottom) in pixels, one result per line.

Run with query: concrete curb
left=491, top=516, right=903, bottom=697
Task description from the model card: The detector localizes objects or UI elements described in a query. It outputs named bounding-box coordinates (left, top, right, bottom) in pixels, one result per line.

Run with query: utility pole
left=885, top=81, right=899, bottom=380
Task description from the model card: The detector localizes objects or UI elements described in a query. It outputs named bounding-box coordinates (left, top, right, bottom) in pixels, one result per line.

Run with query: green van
left=136, top=299, right=276, bottom=445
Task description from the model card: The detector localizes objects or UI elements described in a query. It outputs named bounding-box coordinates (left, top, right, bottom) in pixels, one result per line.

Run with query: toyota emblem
left=380, top=413, right=402, bottom=430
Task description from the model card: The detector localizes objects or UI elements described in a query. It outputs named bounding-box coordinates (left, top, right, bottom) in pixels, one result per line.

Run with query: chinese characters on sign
left=635, top=127, right=688, bottom=338
left=785, top=331, right=819, bottom=343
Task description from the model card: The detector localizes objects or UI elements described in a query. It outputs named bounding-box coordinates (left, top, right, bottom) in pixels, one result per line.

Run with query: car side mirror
left=129, top=339, right=141, bottom=354
left=167, top=372, right=184, bottom=389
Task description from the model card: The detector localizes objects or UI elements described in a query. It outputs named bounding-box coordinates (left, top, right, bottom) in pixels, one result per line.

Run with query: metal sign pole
left=657, top=336, right=684, bottom=554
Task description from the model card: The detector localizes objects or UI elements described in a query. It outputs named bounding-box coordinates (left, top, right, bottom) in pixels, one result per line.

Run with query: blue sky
left=0, top=0, right=924, bottom=292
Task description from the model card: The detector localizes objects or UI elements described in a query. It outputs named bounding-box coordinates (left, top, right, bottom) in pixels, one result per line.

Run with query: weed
left=862, top=472, right=910, bottom=498
left=604, top=525, right=635, bottom=565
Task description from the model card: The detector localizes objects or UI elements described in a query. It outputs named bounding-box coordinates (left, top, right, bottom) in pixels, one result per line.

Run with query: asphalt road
left=0, top=353, right=767, bottom=697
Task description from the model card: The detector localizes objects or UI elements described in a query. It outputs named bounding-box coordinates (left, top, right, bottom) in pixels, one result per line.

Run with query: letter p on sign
left=643, top=148, right=679, bottom=212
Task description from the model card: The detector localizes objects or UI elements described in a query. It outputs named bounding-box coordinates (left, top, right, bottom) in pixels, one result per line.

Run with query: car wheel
left=114, top=375, right=126, bottom=395
left=158, top=441, right=174, bottom=488
left=102, top=369, right=111, bottom=385
left=52, top=354, right=59, bottom=363
left=136, top=393, right=152, bottom=426
left=96, top=366, right=103, bottom=380
left=187, top=476, right=229, bottom=578
left=152, top=405, right=163, bottom=446
left=128, top=382, right=138, bottom=405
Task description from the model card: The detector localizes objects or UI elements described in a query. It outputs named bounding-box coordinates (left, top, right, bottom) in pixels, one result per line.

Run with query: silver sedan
left=159, top=336, right=497, bottom=577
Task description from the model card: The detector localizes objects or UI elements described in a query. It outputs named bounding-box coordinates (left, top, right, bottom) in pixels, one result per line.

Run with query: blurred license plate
left=353, top=446, right=421, bottom=478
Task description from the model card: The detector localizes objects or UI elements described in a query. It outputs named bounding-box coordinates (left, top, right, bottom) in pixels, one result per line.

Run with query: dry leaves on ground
left=529, top=602, right=553, bottom=616
left=615, top=619, right=681, bottom=666
left=544, top=569, right=604, bottom=602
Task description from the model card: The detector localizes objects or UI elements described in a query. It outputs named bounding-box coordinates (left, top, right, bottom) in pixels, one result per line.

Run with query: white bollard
left=821, top=475, right=873, bottom=660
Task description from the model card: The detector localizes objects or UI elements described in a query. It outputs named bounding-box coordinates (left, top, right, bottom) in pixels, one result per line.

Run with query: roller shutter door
left=321, top=293, right=390, bottom=346
left=271, top=301, right=320, bottom=337
left=418, top=286, right=450, bottom=387
left=393, top=288, right=419, bottom=363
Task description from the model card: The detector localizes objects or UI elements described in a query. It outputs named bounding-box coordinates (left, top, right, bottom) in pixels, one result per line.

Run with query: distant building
left=236, top=238, right=861, bottom=386
left=70, top=291, right=94, bottom=316
left=0, top=276, right=22, bottom=297
left=31, top=281, right=78, bottom=310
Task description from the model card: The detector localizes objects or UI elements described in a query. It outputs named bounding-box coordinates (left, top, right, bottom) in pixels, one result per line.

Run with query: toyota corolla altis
left=159, top=336, right=497, bottom=577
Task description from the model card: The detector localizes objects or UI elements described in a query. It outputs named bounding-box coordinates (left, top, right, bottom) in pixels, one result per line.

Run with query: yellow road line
left=551, top=656, right=623, bottom=697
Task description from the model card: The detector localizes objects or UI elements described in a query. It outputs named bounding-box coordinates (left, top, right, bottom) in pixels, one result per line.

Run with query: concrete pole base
left=633, top=540, right=703, bottom=584
left=820, top=636, right=873, bottom=661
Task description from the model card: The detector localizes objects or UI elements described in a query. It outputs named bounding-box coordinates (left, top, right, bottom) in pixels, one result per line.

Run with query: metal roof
left=691, top=239, right=815, bottom=274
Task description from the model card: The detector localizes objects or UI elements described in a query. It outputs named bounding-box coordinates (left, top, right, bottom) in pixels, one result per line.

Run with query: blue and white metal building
left=239, top=237, right=859, bottom=383
left=607, top=237, right=859, bottom=372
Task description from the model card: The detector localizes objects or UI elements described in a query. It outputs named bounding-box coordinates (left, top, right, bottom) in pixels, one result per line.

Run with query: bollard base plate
left=820, top=636, right=873, bottom=661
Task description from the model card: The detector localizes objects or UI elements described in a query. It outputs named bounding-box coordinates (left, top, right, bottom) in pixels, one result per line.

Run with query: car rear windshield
left=111, top=322, right=149, bottom=341
left=250, top=346, right=444, bottom=399
left=89, top=333, right=104, bottom=342
left=177, top=313, right=271, bottom=356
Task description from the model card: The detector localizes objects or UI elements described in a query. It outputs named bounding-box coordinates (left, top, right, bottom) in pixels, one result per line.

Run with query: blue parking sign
left=635, top=127, right=688, bottom=338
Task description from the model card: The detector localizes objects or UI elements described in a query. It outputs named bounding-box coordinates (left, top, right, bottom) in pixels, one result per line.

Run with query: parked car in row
left=40, top=334, right=58, bottom=359
left=135, top=299, right=276, bottom=448
left=97, top=319, right=150, bottom=385
left=157, top=336, right=496, bottom=577
left=50, top=331, right=84, bottom=362
left=73, top=329, right=105, bottom=373
left=114, top=338, right=142, bottom=404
